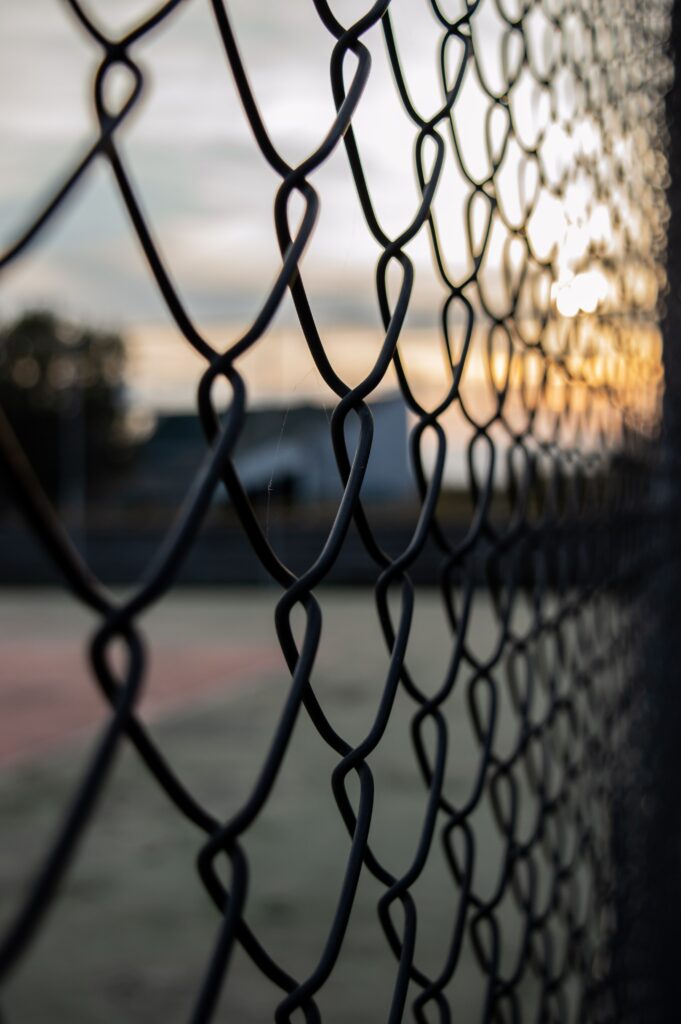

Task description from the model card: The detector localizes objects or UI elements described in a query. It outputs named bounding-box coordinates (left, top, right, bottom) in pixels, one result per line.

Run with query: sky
left=0, top=0, right=665, bottom=497
left=0, top=0, right=655, bottom=447
left=0, top=0, right=506, bottom=332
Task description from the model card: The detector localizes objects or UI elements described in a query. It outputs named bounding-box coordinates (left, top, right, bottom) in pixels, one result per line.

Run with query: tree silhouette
left=0, top=310, right=133, bottom=504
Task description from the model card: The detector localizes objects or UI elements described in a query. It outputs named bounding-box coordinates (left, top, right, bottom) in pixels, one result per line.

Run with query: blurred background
left=0, top=0, right=669, bottom=1021
left=0, top=0, right=663, bottom=585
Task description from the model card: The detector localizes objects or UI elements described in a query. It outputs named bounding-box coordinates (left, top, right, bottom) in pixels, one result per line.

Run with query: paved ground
left=0, top=598, right=281, bottom=764
left=0, top=588, right=535, bottom=1023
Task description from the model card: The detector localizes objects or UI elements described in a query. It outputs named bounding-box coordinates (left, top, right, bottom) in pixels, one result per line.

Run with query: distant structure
left=128, top=394, right=411, bottom=508
left=0, top=394, right=422, bottom=584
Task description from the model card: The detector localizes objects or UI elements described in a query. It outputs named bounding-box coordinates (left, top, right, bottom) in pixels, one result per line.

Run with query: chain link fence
left=0, top=0, right=672, bottom=1020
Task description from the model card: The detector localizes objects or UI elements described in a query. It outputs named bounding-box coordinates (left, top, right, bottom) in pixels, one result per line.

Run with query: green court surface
left=0, top=588, right=558, bottom=1022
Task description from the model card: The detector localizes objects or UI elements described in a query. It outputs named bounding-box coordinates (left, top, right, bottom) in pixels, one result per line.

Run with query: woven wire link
left=0, top=0, right=671, bottom=1021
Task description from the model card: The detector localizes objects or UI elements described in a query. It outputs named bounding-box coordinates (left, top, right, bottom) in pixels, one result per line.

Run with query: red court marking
left=0, top=643, right=280, bottom=765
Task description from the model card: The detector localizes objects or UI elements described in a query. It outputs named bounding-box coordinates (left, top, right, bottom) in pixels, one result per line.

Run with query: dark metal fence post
left=615, top=5, right=681, bottom=1020
left=649, top=3, right=681, bottom=1017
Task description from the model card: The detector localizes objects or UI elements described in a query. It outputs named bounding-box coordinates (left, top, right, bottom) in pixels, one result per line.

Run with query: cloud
left=0, top=0, right=485, bottom=326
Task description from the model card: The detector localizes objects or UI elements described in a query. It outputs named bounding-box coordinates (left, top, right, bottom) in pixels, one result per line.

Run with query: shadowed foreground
left=0, top=588, right=583, bottom=1022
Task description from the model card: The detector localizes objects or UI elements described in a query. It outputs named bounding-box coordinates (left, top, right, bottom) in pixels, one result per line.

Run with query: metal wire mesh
left=0, top=0, right=671, bottom=1021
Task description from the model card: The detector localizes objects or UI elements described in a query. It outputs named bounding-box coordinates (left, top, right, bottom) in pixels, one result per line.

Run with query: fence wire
left=0, top=0, right=672, bottom=1021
